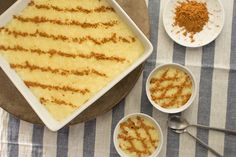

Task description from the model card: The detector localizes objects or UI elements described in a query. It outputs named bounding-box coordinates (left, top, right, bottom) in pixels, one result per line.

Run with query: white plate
left=0, top=0, right=153, bottom=131
left=146, top=63, right=197, bottom=114
left=163, top=0, right=225, bottom=47
left=113, top=113, right=163, bottom=157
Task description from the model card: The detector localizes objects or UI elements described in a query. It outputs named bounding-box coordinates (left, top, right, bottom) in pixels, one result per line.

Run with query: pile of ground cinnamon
left=174, top=0, right=209, bottom=42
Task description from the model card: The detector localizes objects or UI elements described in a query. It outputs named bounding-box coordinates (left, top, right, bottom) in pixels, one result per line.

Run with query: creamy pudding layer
left=0, top=0, right=144, bottom=120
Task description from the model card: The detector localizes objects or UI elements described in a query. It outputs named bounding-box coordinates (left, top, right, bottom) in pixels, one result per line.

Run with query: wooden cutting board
left=0, top=0, right=150, bottom=125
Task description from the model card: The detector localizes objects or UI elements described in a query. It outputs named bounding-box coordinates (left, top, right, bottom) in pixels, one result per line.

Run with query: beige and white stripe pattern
left=207, top=0, right=234, bottom=156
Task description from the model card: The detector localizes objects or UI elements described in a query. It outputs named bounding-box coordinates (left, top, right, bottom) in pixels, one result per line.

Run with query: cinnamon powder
left=174, top=0, right=209, bottom=42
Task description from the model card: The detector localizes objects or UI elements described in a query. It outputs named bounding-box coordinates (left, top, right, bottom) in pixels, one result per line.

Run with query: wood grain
left=0, top=0, right=150, bottom=125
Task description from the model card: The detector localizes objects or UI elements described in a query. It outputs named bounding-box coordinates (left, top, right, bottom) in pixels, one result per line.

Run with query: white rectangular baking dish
left=0, top=0, right=153, bottom=131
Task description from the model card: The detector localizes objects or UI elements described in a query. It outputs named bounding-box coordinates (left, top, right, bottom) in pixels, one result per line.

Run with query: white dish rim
left=162, top=0, right=225, bottom=48
left=146, top=63, right=197, bottom=114
left=0, top=0, right=153, bottom=131
left=113, top=113, right=164, bottom=157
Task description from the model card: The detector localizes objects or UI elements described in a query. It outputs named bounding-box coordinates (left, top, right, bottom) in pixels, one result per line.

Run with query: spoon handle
left=192, top=124, right=236, bottom=135
left=186, top=131, right=223, bottom=157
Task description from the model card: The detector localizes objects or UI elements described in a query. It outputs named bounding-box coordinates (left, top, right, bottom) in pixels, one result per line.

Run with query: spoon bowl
left=171, top=129, right=186, bottom=134
left=168, top=115, right=190, bottom=130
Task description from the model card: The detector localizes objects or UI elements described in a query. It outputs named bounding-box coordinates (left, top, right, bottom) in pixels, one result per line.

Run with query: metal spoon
left=172, top=129, right=223, bottom=157
left=168, top=115, right=236, bottom=134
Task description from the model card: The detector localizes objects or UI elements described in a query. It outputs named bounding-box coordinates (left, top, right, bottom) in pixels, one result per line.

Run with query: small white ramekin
left=113, top=113, right=163, bottom=157
left=146, top=63, right=197, bottom=114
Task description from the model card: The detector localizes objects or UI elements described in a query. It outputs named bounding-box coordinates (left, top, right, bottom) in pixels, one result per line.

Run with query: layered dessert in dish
left=149, top=67, right=192, bottom=109
left=0, top=0, right=144, bottom=121
left=117, top=116, right=160, bottom=157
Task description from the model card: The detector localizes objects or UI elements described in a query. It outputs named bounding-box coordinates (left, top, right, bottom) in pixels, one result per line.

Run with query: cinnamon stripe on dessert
left=24, top=81, right=89, bottom=94
left=0, top=28, right=136, bottom=45
left=28, top=1, right=115, bottom=14
left=150, top=77, right=179, bottom=84
left=10, top=61, right=107, bottom=77
left=150, top=83, right=192, bottom=93
left=13, top=16, right=118, bottom=28
left=0, top=45, right=127, bottom=62
left=40, top=97, right=77, bottom=108
left=151, top=94, right=192, bottom=101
